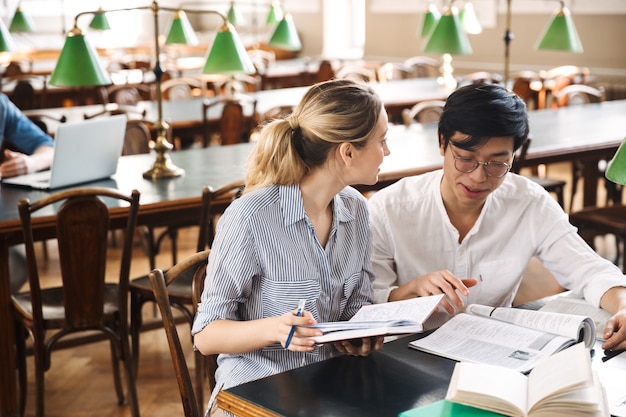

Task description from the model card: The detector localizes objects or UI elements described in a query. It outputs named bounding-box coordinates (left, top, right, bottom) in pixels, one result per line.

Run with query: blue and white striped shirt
left=192, top=183, right=374, bottom=409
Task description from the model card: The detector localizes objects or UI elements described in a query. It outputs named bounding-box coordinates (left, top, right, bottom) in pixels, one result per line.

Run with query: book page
left=409, top=313, right=575, bottom=373
left=465, top=304, right=596, bottom=348
left=539, top=295, right=611, bottom=341
left=447, top=361, right=528, bottom=417
left=306, top=294, right=444, bottom=344
left=526, top=342, right=593, bottom=410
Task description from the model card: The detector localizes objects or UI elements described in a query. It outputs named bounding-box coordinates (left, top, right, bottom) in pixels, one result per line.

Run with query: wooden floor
left=22, top=225, right=205, bottom=417
left=18, top=161, right=619, bottom=417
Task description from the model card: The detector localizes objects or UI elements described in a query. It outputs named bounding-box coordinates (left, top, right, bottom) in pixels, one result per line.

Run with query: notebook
left=2, top=115, right=127, bottom=190
left=595, top=349, right=626, bottom=417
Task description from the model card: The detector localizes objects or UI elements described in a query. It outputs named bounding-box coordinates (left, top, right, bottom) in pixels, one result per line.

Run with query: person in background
left=368, top=83, right=626, bottom=352
left=0, top=93, right=54, bottom=293
left=192, top=79, right=390, bottom=416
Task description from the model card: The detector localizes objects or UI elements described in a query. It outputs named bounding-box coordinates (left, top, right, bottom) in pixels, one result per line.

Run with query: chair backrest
left=99, top=84, right=154, bottom=105
left=215, top=74, right=262, bottom=96
left=377, top=62, right=413, bottom=82
left=18, top=188, right=140, bottom=334
left=198, top=181, right=246, bottom=249
left=335, top=65, right=377, bottom=83
left=261, top=104, right=295, bottom=122
left=247, top=49, right=276, bottom=74
left=457, top=71, right=503, bottom=87
left=511, top=71, right=542, bottom=110
left=161, top=77, right=207, bottom=100
left=25, top=111, right=67, bottom=135
left=149, top=249, right=211, bottom=417
left=512, top=137, right=532, bottom=174
left=401, top=100, right=446, bottom=126
left=122, top=119, right=153, bottom=155
left=316, top=59, right=335, bottom=83
left=553, top=84, right=605, bottom=107
left=403, top=56, right=440, bottom=78
left=202, top=96, right=258, bottom=146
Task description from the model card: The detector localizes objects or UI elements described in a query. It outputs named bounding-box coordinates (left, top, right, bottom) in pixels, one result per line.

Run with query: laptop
left=2, top=115, right=127, bottom=190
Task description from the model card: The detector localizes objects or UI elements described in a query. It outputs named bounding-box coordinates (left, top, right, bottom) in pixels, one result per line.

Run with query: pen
left=284, top=299, right=306, bottom=349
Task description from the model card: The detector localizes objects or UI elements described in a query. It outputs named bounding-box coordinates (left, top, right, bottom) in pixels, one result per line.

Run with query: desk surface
left=218, top=334, right=456, bottom=417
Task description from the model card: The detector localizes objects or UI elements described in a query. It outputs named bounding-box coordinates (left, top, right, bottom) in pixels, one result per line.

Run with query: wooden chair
left=539, top=65, right=590, bottom=108
left=148, top=249, right=215, bottom=417
left=553, top=84, right=614, bottom=211
left=457, top=71, right=503, bottom=87
left=261, top=104, right=295, bottom=122
left=513, top=137, right=566, bottom=208
left=11, top=188, right=141, bottom=417
left=129, top=182, right=243, bottom=410
left=214, top=74, right=262, bottom=96
left=315, top=59, right=335, bottom=83
left=5, top=74, right=48, bottom=109
left=247, top=48, right=276, bottom=74
left=511, top=70, right=543, bottom=110
left=161, top=77, right=207, bottom=100
left=401, top=100, right=446, bottom=126
left=335, top=65, right=377, bottom=83
left=202, top=95, right=258, bottom=147
left=377, top=62, right=413, bottom=82
left=99, top=83, right=154, bottom=105
left=403, top=56, right=440, bottom=78
left=569, top=204, right=626, bottom=272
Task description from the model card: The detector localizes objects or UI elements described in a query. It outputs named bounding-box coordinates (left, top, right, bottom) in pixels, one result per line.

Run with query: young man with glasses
left=368, top=83, right=626, bottom=351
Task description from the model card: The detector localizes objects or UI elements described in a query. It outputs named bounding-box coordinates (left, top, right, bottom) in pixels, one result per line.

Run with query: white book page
left=447, top=361, right=528, bottom=417
left=350, top=294, right=444, bottom=322
left=409, top=313, right=573, bottom=373
left=466, top=304, right=596, bottom=348
left=539, top=296, right=611, bottom=341
left=526, top=343, right=592, bottom=410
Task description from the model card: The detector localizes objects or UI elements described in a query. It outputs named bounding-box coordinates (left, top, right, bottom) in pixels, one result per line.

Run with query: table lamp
left=268, top=12, right=301, bottom=51
left=227, top=1, right=246, bottom=26
left=266, top=1, right=283, bottom=25
left=165, top=10, right=198, bottom=46
left=502, top=0, right=583, bottom=86
left=535, top=1, right=583, bottom=53
left=419, top=1, right=441, bottom=38
left=0, top=20, right=16, bottom=53
left=459, top=1, right=482, bottom=35
left=423, top=4, right=472, bottom=91
left=9, top=5, right=35, bottom=32
left=605, top=139, right=626, bottom=186
left=88, top=7, right=111, bottom=31
left=49, top=1, right=255, bottom=180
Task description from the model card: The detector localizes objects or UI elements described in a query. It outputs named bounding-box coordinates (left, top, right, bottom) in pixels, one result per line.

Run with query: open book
left=409, top=304, right=596, bottom=373
left=446, top=342, right=609, bottom=417
left=305, top=294, right=444, bottom=344
left=538, top=293, right=612, bottom=341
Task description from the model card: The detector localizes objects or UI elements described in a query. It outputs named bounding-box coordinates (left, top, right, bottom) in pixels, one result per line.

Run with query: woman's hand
left=279, top=310, right=321, bottom=352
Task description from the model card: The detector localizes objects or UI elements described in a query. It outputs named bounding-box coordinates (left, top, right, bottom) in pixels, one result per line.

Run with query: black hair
left=438, top=83, right=529, bottom=151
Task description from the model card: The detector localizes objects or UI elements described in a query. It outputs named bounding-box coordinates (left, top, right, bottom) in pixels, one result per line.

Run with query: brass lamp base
left=143, top=155, right=185, bottom=179
left=142, top=131, right=185, bottom=179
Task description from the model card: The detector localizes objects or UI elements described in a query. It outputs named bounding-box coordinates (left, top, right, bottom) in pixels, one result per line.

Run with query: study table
left=216, top=331, right=622, bottom=417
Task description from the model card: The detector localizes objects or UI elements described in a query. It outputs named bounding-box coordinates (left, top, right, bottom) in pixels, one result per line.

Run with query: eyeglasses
left=449, top=146, right=512, bottom=178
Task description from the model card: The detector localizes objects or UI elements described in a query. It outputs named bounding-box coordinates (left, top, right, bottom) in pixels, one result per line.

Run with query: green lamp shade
left=268, top=13, right=301, bottom=51
left=165, top=10, right=198, bottom=46
left=49, top=29, right=112, bottom=87
left=536, top=6, right=583, bottom=53
left=460, top=2, right=482, bottom=35
left=227, top=2, right=245, bottom=26
left=605, top=138, right=626, bottom=185
left=89, top=9, right=111, bottom=31
left=424, top=8, right=473, bottom=55
left=202, top=23, right=256, bottom=75
left=266, top=2, right=283, bottom=25
left=420, top=3, right=441, bottom=38
left=9, top=7, right=35, bottom=32
left=0, top=20, right=16, bottom=52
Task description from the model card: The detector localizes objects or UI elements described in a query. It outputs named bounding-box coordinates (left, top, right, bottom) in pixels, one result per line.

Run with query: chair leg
left=14, top=322, right=27, bottom=415
left=120, top=332, right=140, bottom=417
left=33, top=338, right=46, bottom=417
left=109, top=338, right=125, bottom=405
left=130, top=293, right=144, bottom=376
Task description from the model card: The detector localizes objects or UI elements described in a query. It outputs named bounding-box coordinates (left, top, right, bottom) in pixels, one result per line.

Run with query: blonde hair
left=245, top=79, right=383, bottom=192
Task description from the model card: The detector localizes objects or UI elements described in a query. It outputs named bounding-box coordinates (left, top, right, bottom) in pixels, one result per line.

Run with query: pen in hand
left=284, top=299, right=306, bottom=349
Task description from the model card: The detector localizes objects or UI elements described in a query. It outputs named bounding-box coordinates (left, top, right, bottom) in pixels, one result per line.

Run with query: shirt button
left=325, top=296, right=330, bottom=302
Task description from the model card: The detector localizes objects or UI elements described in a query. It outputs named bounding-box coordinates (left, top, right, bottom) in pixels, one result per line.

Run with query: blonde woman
left=192, top=79, right=390, bottom=416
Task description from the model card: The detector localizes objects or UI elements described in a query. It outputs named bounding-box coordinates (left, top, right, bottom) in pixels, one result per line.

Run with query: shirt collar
left=279, top=184, right=355, bottom=227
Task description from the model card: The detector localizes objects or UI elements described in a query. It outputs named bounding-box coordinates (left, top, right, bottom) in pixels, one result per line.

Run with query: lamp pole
left=503, top=0, right=513, bottom=87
